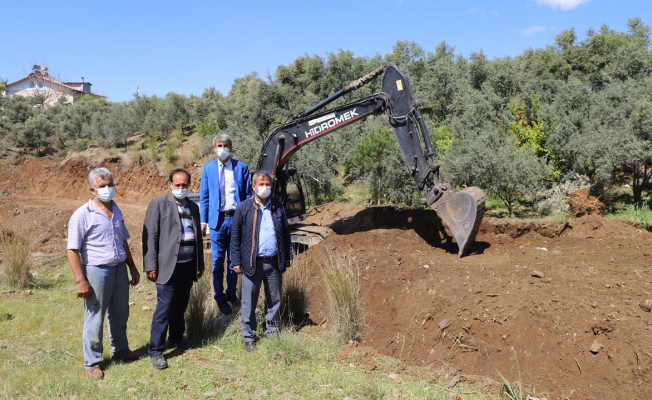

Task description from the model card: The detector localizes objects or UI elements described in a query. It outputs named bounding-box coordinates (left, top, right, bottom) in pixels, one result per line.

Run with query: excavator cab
left=273, top=166, right=306, bottom=224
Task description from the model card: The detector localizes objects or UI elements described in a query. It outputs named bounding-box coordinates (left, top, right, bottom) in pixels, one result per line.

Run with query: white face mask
left=255, top=186, right=272, bottom=199
left=95, top=186, right=115, bottom=202
left=216, top=148, right=231, bottom=160
left=172, top=188, right=188, bottom=199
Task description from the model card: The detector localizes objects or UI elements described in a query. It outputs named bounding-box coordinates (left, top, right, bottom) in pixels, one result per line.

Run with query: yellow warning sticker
left=396, top=80, right=403, bottom=91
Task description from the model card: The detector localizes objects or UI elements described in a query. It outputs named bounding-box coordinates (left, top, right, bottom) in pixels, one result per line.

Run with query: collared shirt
left=176, top=200, right=196, bottom=263
left=219, top=160, right=237, bottom=212
left=256, top=197, right=277, bottom=257
left=67, top=198, right=130, bottom=266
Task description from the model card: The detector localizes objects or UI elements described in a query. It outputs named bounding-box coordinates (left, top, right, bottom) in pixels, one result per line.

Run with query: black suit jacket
left=142, top=193, right=204, bottom=284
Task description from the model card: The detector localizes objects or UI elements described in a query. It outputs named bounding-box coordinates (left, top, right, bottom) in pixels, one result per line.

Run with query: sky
left=1, top=0, right=649, bottom=102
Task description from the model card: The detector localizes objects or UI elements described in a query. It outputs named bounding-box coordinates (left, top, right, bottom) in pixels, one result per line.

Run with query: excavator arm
left=256, top=63, right=485, bottom=257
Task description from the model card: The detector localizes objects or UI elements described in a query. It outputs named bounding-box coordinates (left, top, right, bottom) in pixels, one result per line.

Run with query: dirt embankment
left=2, top=156, right=652, bottom=399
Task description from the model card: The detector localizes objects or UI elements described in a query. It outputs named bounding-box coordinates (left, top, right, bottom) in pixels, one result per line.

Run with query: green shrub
left=0, top=227, right=33, bottom=288
left=321, top=249, right=363, bottom=343
left=609, top=203, right=652, bottom=230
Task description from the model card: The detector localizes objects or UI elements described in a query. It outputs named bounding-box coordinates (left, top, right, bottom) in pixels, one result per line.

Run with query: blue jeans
left=210, top=214, right=238, bottom=303
left=241, top=257, right=282, bottom=343
left=82, top=262, right=130, bottom=369
left=149, top=261, right=195, bottom=356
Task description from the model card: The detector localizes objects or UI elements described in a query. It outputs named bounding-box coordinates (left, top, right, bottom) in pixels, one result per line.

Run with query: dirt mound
left=567, top=188, right=604, bottom=217
left=298, top=211, right=652, bottom=399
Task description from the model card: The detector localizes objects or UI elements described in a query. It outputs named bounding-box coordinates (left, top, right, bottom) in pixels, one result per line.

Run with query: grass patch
left=0, top=260, right=494, bottom=399
left=0, top=226, right=33, bottom=288
left=321, top=249, right=363, bottom=344
left=607, top=203, right=652, bottom=230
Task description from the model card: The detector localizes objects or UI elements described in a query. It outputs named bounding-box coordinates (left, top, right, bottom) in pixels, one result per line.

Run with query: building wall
left=5, top=78, right=75, bottom=106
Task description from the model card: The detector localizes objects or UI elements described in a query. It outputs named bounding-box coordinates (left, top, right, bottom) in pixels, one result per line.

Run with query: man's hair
left=88, top=167, right=113, bottom=188
left=252, top=170, right=272, bottom=185
left=213, top=133, right=232, bottom=147
left=168, top=168, right=191, bottom=183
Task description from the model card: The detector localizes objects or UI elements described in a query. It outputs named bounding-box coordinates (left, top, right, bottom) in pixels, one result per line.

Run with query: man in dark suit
left=231, top=170, right=293, bottom=352
left=143, top=169, right=205, bottom=370
left=199, top=134, right=251, bottom=316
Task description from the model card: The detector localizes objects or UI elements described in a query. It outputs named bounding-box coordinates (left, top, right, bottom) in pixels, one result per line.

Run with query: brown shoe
left=85, top=366, right=104, bottom=380
left=112, top=349, right=140, bottom=362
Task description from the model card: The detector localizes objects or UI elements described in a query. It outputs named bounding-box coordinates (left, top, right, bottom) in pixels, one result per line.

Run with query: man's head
left=213, top=134, right=232, bottom=162
left=169, top=169, right=190, bottom=200
left=88, top=167, right=115, bottom=203
left=252, top=170, right=272, bottom=201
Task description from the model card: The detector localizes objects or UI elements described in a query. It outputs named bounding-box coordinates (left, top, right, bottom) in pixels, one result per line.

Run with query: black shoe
left=226, top=295, right=241, bottom=308
left=167, top=339, right=195, bottom=351
left=217, top=301, right=232, bottom=316
left=150, top=354, right=168, bottom=370
left=244, top=341, right=256, bottom=353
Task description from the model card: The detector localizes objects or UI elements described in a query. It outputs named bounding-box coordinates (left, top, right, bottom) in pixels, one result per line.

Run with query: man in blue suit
left=200, top=134, right=251, bottom=315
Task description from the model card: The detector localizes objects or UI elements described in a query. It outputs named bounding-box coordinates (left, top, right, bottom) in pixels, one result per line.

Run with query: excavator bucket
left=433, top=187, right=485, bottom=257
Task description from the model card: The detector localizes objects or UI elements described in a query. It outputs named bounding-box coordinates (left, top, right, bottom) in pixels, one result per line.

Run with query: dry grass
left=281, top=257, right=310, bottom=327
left=0, top=227, right=33, bottom=288
left=321, top=248, right=363, bottom=343
left=185, top=251, right=218, bottom=344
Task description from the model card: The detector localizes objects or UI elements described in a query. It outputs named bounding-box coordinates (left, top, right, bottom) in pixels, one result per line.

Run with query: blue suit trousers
left=210, top=214, right=238, bottom=303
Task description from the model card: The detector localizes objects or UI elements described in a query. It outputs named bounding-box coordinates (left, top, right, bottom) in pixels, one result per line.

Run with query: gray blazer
left=142, top=193, right=205, bottom=284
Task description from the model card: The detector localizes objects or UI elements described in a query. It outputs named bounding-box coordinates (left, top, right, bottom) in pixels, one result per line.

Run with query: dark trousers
left=210, top=214, right=238, bottom=303
left=149, top=261, right=195, bottom=356
left=241, top=257, right=282, bottom=343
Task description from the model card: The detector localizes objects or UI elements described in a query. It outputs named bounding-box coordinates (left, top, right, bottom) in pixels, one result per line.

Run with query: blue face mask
left=95, top=186, right=115, bottom=202
left=216, top=148, right=231, bottom=161
left=172, top=188, right=188, bottom=199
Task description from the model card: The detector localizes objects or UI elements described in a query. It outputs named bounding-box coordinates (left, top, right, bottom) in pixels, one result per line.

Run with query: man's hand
left=147, top=270, right=157, bottom=282
left=286, top=259, right=293, bottom=268
left=233, top=265, right=243, bottom=274
left=76, top=280, right=93, bottom=299
left=198, top=269, right=205, bottom=279
left=201, top=223, right=207, bottom=238
left=129, top=266, right=140, bottom=286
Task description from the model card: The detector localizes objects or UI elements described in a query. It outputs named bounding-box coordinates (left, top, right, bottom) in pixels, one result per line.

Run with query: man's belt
left=220, top=210, right=235, bottom=216
left=257, top=255, right=276, bottom=262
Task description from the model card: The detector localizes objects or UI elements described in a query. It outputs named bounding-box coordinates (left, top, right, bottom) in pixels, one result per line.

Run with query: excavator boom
left=256, top=63, right=485, bottom=257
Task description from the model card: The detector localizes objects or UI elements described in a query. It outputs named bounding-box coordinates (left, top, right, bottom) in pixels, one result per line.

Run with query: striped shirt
left=176, top=201, right=196, bottom=263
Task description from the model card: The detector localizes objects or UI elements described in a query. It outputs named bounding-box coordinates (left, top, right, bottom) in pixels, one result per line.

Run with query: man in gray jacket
left=143, top=169, right=205, bottom=369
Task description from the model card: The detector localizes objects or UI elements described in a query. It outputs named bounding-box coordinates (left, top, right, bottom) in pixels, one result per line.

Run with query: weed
left=486, top=348, right=529, bottom=400
left=0, top=227, right=33, bottom=288
left=608, top=203, right=652, bottom=230
left=321, top=248, right=363, bottom=343
left=185, top=270, right=216, bottom=344
left=281, top=257, right=309, bottom=327
left=262, top=330, right=312, bottom=366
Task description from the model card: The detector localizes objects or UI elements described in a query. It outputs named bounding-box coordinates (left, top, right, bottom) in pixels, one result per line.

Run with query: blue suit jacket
left=199, top=158, right=251, bottom=230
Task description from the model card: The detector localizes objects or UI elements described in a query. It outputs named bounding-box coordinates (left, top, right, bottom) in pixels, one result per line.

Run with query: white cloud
left=535, top=0, right=592, bottom=11
left=520, top=25, right=550, bottom=36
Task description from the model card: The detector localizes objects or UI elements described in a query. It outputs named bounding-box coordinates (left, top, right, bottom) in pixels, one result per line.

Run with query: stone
left=589, top=339, right=603, bottom=354
left=639, top=300, right=652, bottom=312
left=531, top=271, right=545, bottom=278
left=438, top=319, right=450, bottom=330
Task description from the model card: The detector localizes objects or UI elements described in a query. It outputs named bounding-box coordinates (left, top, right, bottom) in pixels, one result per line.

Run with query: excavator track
left=433, top=187, right=485, bottom=257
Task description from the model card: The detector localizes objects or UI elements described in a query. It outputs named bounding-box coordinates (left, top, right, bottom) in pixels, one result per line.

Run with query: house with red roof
left=2, top=66, right=105, bottom=107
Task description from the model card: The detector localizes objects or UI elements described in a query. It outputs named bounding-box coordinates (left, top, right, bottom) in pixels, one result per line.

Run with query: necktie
left=219, top=163, right=226, bottom=209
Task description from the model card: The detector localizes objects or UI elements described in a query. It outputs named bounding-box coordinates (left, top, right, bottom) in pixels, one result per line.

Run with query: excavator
left=254, top=62, right=485, bottom=257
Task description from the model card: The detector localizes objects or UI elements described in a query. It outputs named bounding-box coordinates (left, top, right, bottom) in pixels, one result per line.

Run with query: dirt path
left=1, top=157, right=652, bottom=399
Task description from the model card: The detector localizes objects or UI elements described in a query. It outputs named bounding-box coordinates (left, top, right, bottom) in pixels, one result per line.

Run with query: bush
left=0, top=227, right=33, bottom=288
left=534, top=173, right=590, bottom=216
left=321, top=249, right=363, bottom=343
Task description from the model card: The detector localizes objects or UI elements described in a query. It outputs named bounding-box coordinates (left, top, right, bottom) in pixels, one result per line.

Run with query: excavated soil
left=1, top=157, right=652, bottom=399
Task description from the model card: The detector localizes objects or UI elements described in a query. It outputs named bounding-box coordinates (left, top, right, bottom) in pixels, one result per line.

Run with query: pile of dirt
left=567, top=188, right=604, bottom=217
left=2, top=156, right=652, bottom=398
left=297, top=209, right=652, bottom=399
